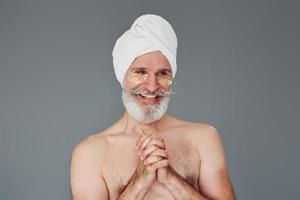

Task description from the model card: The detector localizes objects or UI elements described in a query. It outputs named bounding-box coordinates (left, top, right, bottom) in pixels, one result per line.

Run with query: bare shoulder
left=186, top=121, right=222, bottom=151
left=72, top=131, right=109, bottom=159
left=169, top=116, right=220, bottom=142
left=70, top=132, right=110, bottom=184
left=172, top=119, right=234, bottom=199
left=71, top=126, right=124, bottom=167
left=183, top=121, right=225, bottom=160
left=70, top=131, right=112, bottom=199
left=191, top=122, right=221, bottom=143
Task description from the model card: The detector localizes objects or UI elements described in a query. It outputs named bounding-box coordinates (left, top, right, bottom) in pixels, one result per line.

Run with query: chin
left=121, top=90, right=170, bottom=124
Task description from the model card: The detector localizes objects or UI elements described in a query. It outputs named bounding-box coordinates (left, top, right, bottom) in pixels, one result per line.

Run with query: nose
left=144, top=74, right=159, bottom=92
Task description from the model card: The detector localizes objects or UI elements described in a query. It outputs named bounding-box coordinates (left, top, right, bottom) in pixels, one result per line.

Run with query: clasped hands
left=135, top=132, right=172, bottom=187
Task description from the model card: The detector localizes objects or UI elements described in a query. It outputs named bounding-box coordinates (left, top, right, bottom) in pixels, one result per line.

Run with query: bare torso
left=98, top=119, right=203, bottom=200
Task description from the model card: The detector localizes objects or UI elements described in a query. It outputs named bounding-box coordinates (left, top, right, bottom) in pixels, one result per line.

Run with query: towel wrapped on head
left=112, top=14, right=178, bottom=88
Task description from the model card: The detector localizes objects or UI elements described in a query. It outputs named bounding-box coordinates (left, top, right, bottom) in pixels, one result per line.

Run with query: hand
left=157, top=165, right=172, bottom=185
left=118, top=133, right=161, bottom=200
left=136, top=133, right=166, bottom=160
left=136, top=133, right=169, bottom=183
left=133, top=156, right=157, bottom=188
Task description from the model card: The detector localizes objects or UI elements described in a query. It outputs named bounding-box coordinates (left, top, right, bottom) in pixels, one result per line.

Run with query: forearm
left=118, top=174, right=150, bottom=200
left=118, top=183, right=147, bottom=200
left=165, top=168, right=209, bottom=200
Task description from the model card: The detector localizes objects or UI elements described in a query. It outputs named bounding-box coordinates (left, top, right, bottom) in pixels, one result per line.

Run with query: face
left=121, top=50, right=173, bottom=123
left=123, top=50, right=173, bottom=93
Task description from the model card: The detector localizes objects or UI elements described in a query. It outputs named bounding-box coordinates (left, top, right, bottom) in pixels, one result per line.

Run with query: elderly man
left=71, top=14, right=235, bottom=200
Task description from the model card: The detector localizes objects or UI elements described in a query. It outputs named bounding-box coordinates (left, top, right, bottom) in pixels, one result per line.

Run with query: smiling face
left=121, top=50, right=174, bottom=123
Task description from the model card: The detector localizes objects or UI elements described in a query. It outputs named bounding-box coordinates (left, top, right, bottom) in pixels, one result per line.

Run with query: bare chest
left=102, top=138, right=201, bottom=199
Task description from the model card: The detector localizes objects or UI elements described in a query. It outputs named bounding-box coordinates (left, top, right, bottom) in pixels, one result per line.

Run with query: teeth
left=140, top=94, right=157, bottom=99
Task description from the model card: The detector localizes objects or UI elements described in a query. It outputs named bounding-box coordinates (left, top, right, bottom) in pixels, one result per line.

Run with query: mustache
left=126, top=85, right=174, bottom=97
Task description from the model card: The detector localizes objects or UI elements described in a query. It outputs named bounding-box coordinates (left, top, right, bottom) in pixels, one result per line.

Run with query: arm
left=117, top=160, right=152, bottom=200
left=157, top=125, right=235, bottom=200
left=197, top=125, right=235, bottom=200
left=163, top=166, right=209, bottom=200
left=70, top=137, right=109, bottom=200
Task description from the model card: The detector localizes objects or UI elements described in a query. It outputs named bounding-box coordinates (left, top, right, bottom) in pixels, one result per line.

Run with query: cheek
left=158, top=77, right=173, bottom=91
left=129, top=76, right=145, bottom=85
left=124, top=74, right=148, bottom=89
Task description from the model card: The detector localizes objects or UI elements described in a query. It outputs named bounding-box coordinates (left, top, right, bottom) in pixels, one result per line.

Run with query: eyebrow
left=131, top=67, right=147, bottom=71
left=131, top=67, right=172, bottom=73
left=158, top=69, right=172, bottom=74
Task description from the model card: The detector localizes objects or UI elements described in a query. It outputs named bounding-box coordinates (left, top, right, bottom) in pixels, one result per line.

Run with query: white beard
left=121, top=89, right=171, bottom=124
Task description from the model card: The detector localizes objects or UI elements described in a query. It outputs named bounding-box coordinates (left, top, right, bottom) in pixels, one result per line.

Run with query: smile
left=135, top=93, right=161, bottom=105
left=140, top=93, right=157, bottom=99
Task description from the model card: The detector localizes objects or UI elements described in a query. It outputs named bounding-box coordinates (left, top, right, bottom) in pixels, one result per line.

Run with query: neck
left=118, top=111, right=169, bottom=135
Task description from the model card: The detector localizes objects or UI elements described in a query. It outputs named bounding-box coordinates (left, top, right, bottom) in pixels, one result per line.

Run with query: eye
left=158, top=71, right=169, bottom=76
left=135, top=70, right=147, bottom=75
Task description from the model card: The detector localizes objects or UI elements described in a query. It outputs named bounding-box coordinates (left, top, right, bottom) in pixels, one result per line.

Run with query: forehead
left=128, top=50, right=172, bottom=72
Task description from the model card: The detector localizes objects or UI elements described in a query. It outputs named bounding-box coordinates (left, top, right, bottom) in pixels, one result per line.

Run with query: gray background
left=1, top=0, right=299, bottom=199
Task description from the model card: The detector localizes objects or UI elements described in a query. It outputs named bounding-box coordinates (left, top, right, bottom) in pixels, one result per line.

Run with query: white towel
left=112, top=14, right=178, bottom=88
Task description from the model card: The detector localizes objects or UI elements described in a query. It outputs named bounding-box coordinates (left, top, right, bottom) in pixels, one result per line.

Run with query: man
left=71, top=14, right=235, bottom=200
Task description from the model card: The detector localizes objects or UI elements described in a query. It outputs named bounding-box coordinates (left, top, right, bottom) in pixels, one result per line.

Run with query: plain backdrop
left=1, top=0, right=299, bottom=199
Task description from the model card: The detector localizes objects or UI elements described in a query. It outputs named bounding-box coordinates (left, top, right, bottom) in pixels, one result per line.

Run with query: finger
left=142, top=149, right=168, bottom=164
left=137, top=135, right=163, bottom=151
left=150, top=149, right=168, bottom=158
left=136, top=134, right=147, bottom=150
left=141, top=145, right=168, bottom=160
left=137, top=136, right=151, bottom=154
left=140, top=144, right=157, bottom=160
left=138, top=136, right=152, bottom=155
left=146, top=159, right=169, bottom=172
left=136, top=135, right=149, bottom=154
left=144, top=155, right=163, bottom=165
left=147, top=138, right=165, bottom=149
